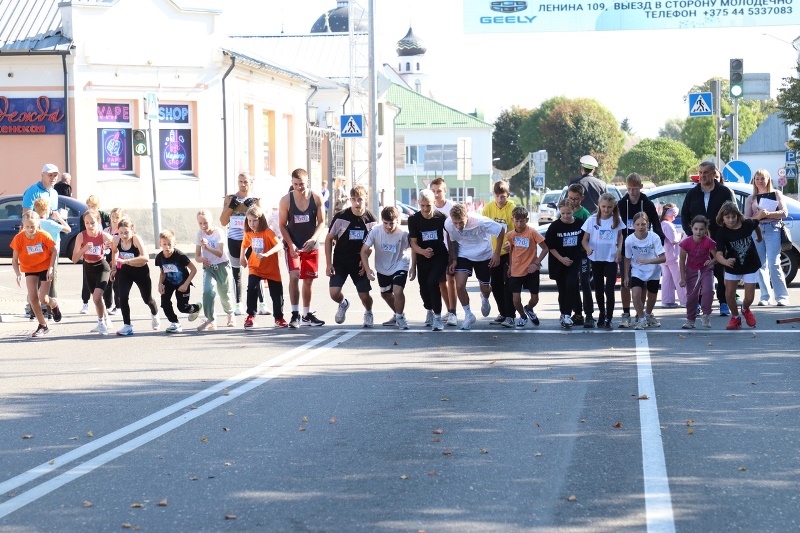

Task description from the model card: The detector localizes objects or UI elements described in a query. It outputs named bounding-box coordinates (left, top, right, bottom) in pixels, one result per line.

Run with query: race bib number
left=381, top=243, right=397, bottom=253
left=627, top=219, right=634, bottom=230
left=119, top=252, right=134, bottom=260
left=252, top=237, right=264, bottom=254
left=459, top=229, right=477, bottom=237
left=293, top=214, right=310, bottom=224
left=161, top=263, right=179, bottom=273
left=88, top=245, right=103, bottom=256
left=349, top=229, right=365, bottom=241
left=421, top=230, right=438, bottom=241
left=598, top=229, right=613, bottom=241
left=26, top=243, right=44, bottom=255
left=513, top=236, right=530, bottom=248
left=562, top=235, right=578, bottom=247
left=230, top=215, right=245, bottom=229
left=634, top=245, right=651, bottom=256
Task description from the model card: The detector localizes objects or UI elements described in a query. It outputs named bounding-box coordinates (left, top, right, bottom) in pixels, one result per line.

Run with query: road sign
left=777, top=175, right=788, bottom=187
left=787, top=151, right=797, bottom=166
left=340, top=115, right=363, bottom=138
left=145, top=92, right=158, bottom=121
left=778, top=168, right=786, bottom=178
left=722, top=160, right=752, bottom=184
left=786, top=167, right=797, bottom=179
left=533, top=175, right=545, bottom=188
left=688, top=92, right=713, bottom=117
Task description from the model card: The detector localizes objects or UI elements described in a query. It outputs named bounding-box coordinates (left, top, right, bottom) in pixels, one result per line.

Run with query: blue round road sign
left=722, top=160, right=752, bottom=184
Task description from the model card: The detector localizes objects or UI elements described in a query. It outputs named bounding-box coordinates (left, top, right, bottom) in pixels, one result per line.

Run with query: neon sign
left=159, top=129, right=192, bottom=171
left=0, top=96, right=65, bottom=134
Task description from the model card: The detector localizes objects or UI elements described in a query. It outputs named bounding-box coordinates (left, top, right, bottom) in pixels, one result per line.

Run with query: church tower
left=396, top=26, right=427, bottom=94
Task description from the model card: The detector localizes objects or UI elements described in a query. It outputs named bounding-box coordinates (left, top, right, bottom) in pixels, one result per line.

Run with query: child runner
left=79, top=196, right=112, bottom=314
left=660, top=203, right=687, bottom=308
left=72, top=210, right=115, bottom=334
left=545, top=199, right=584, bottom=329
left=505, top=206, right=548, bottom=328
left=326, top=185, right=378, bottom=327
left=155, top=229, right=201, bottom=333
left=110, top=218, right=160, bottom=335
left=482, top=180, right=516, bottom=326
left=624, top=212, right=666, bottom=330
left=714, top=201, right=762, bottom=330
left=567, top=183, right=593, bottom=328
left=32, top=198, right=69, bottom=318
left=10, top=211, right=61, bottom=337
left=679, top=215, right=717, bottom=329
left=108, top=207, right=125, bottom=314
left=446, top=203, right=505, bottom=330
left=195, top=209, right=235, bottom=331
left=241, top=206, right=286, bottom=328
left=581, top=192, right=624, bottom=331
left=361, top=206, right=413, bottom=330
left=408, top=189, right=448, bottom=331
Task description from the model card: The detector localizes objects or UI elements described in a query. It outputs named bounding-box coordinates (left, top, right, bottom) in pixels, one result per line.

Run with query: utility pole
left=711, top=79, right=721, bottom=165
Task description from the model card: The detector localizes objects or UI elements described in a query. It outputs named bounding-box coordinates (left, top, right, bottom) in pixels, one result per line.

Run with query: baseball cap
left=42, top=163, right=59, bottom=173
left=579, top=155, right=598, bottom=169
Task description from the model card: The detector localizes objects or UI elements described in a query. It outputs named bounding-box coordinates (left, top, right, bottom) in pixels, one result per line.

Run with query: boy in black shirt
left=155, top=229, right=201, bottom=333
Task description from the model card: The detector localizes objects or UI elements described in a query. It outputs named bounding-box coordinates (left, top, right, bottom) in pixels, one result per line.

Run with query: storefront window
left=157, top=103, right=194, bottom=172
left=96, top=102, right=132, bottom=172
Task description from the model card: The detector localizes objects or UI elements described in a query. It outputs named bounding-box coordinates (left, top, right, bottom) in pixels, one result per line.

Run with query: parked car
left=0, top=195, right=87, bottom=259
left=536, top=191, right=562, bottom=224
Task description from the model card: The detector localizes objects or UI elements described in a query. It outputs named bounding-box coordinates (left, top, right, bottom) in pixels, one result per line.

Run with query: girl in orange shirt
left=241, top=206, right=285, bottom=328
left=10, top=211, right=62, bottom=338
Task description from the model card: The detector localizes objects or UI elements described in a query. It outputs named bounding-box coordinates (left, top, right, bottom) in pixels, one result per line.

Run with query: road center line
left=635, top=331, right=676, bottom=533
left=0, top=329, right=348, bottom=499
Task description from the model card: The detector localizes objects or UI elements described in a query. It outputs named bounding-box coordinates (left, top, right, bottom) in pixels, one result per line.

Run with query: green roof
left=387, top=84, right=492, bottom=130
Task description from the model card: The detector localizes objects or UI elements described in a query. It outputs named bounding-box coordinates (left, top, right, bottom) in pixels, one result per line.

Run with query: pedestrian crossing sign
left=340, top=114, right=364, bottom=138
left=688, top=92, right=713, bottom=117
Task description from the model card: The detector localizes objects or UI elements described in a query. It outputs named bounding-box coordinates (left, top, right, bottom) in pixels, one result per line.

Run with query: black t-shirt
left=407, top=210, right=448, bottom=259
left=155, top=249, right=191, bottom=287
left=544, top=218, right=584, bottom=280
left=328, top=209, right=377, bottom=267
left=715, top=219, right=761, bottom=275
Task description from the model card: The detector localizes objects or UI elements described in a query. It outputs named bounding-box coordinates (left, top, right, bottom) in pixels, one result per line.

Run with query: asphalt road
left=1, top=260, right=799, bottom=532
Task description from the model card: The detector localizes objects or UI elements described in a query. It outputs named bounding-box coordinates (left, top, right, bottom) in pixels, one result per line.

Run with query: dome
left=310, top=1, right=367, bottom=33
left=396, top=26, right=426, bottom=56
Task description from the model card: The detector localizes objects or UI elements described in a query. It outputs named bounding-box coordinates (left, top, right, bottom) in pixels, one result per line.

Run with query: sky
left=222, top=1, right=800, bottom=139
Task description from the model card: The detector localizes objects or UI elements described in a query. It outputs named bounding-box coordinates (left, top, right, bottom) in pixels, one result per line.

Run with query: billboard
left=0, top=96, right=65, bottom=134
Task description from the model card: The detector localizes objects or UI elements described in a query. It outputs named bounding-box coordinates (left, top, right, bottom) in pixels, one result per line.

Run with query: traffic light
left=132, top=129, right=148, bottom=156
left=730, top=58, right=743, bottom=98
left=718, top=115, right=733, bottom=137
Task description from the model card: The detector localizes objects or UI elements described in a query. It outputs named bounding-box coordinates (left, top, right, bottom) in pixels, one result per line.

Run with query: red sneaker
left=726, top=316, right=742, bottom=330
left=742, top=308, right=756, bottom=327
left=274, top=317, right=288, bottom=328
left=244, top=315, right=255, bottom=328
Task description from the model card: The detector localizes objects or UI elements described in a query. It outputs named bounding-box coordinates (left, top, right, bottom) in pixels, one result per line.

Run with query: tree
left=620, top=117, right=633, bottom=134
left=681, top=101, right=757, bottom=162
left=617, top=138, right=699, bottom=184
left=777, top=62, right=800, bottom=150
left=537, top=98, right=625, bottom=187
left=492, top=106, right=532, bottom=202
left=658, top=117, right=685, bottom=142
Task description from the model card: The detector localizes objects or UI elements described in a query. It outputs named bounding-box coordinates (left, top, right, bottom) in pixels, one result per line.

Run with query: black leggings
left=247, top=275, right=283, bottom=318
left=416, top=255, right=448, bottom=314
left=117, top=266, right=158, bottom=325
left=228, top=238, right=262, bottom=305
left=555, top=261, right=580, bottom=316
left=592, top=260, right=618, bottom=320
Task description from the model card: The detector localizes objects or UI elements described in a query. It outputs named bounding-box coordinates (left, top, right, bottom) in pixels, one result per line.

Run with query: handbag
left=779, top=221, right=792, bottom=251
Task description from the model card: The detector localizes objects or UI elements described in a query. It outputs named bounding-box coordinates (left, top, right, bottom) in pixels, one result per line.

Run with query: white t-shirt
left=444, top=213, right=503, bottom=262
left=435, top=199, right=455, bottom=218
left=364, top=226, right=410, bottom=275
left=625, top=231, right=665, bottom=281
left=195, top=227, right=229, bottom=265
left=581, top=216, right=623, bottom=263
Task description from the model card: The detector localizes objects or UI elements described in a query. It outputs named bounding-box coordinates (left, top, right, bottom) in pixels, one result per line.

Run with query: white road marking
left=635, top=331, right=676, bottom=533
left=0, top=329, right=355, bottom=513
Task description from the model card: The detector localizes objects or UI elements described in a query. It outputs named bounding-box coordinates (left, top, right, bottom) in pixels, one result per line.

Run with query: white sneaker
left=117, top=324, right=134, bottom=336
left=363, top=310, right=374, bottom=328
left=634, top=318, right=647, bottom=330
left=97, top=320, right=108, bottom=335
left=618, top=312, right=631, bottom=329
left=646, top=314, right=661, bottom=328
left=446, top=312, right=458, bottom=327
left=188, top=303, right=202, bottom=322
left=104, top=317, right=113, bottom=331
left=335, top=298, right=349, bottom=324
left=90, top=320, right=102, bottom=333
left=432, top=315, right=443, bottom=331
left=480, top=298, right=491, bottom=317
left=701, top=315, right=712, bottom=328
left=166, top=322, right=182, bottom=333
left=501, top=317, right=515, bottom=328
left=424, top=309, right=434, bottom=326
left=151, top=314, right=160, bottom=330
left=461, top=312, right=477, bottom=330
left=80, top=303, right=89, bottom=314
left=516, top=317, right=528, bottom=328
left=560, top=314, right=573, bottom=329
left=109, top=306, right=118, bottom=315
left=382, top=315, right=397, bottom=326
left=258, top=302, right=271, bottom=315
left=396, top=315, right=409, bottom=330
left=234, top=303, right=242, bottom=316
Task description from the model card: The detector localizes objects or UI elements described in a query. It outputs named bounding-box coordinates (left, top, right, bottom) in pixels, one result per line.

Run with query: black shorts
left=454, top=257, right=492, bottom=284
left=377, top=270, right=408, bottom=292
left=329, top=263, right=371, bottom=293
left=84, top=260, right=111, bottom=292
left=25, top=270, right=48, bottom=281
left=629, top=277, right=659, bottom=292
left=508, top=272, right=540, bottom=294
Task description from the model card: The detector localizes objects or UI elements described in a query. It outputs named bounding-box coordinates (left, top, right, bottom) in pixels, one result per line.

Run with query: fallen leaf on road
left=223, top=427, right=230, bottom=432
left=393, top=341, right=398, bottom=346
left=534, top=423, right=540, bottom=427
left=533, top=388, right=538, bottom=392
left=224, top=462, right=232, bottom=467
left=68, top=437, right=79, bottom=440
left=302, top=416, right=308, bottom=423
left=400, top=474, right=410, bottom=480
left=708, top=342, right=713, bottom=346
left=442, top=451, right=453, bottom=456
left=678, top=335, right=686, bottom=339
left=49, top=460, right=54, bottom=465
left=432, top=429, right=443, bottom=435
left=569, top=376, right=575, bottom=380
left=489, top=361, right=497, bottom=365
left=638, top=394, right=649, bottom=400
left=432, top=438, right=441, bottom=443
left=687, top=429, right=694, bottom=434
left=738, top=466, right=747, bottom=471
left=534, top=453, right=543, bottom=457
left=227, top=412, right=234, bottom=416
left=580, top=419, right=586, bottom=423
left=190, top=405, right=197, bottom=410
left=130, top=503, right=143, bottom=508
left=190, top=476, right=199, bottom=481
left=686, top=419, right=694, bottom=426
left=440, top=397, right=449, bottom=401
left=480, top=449, right=489, bottom=454
left=225, top=515, right=237, bottom=520
left=157, top=499, right=168, bottom=507
left=299, top=427, right=306, bottom=431
left=21, top=435, right=33, bottom=439
left=567, top=495, right=577, bottom=502
left=82, top=501, right=93, bottom=507
left=428, top=471, right=438, bottom=476
left=121, top=524, right=133, bottom=529
left=87, top=431, right=94, bottom=438
left=329, top=417, right=336, bottom=424
left=200, top=437, right=208, bottom=442
left=613, top=422, right=623, bottom=428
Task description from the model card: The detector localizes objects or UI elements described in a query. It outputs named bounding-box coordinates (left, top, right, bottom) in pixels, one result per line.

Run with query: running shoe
left=646, top=314, right=661, bottom=328
left=197, top=319, right=216, bottom=332
left=97, top=320, right=109, bottom=335
left=618, top=312, right=631, bottom=329
left=90, top=320, right=104, bottom=333
left=461, top=312, right=477, bottom=330
left=432, top=316, right=443, bottom=331
left=501, top=317, right=515, bottom=328
left=363, top=310, right=374, bottom=328
left=258, top=302, right=271, bottom=315
left=335, top=298, right=349, bottom=324
left=701, top=315, right=711, bottom=328
left=634, top=318, right=647, bottom=330
left=424, top=309, right=434, bottom=327
left=289, top=312, right=301, bottom=329
left=524, top=305, right=539, bottom=326
left=603, top=319, right=613, bottom=331
left=560, top=315, right=573, bottom=329
left=234, top=303, right=242, bottom=316
left=719, top=303, right=730, bottom=316
left=80, top=303, right=89, bottom=314
left=117, top=324, right=134, bottom=336
left=188, top=303, right=202, bottom=322
left=382, top=315, right=397, bottom=326
left=31, top=324, right=49, bottom=338
left=51, top=304, right=62, bottom=323
left=480, top=298, right=491, bottom=318
left=446, top=312, right=458, bottom=327
left=776, top=299, right=789, bottom=307
left=757, top=299, right=770, bottom=306
left=396, top=315, right=409, bottom=330
left=166, top=322, right=182, bottom=333
left=583, top=316, right=596, bottom=329
left=515, top=317, right=528, bottom=328
left=742, top=308, right=756, bottom=327
left=275, top=317, right=288, bottom=328
left=489, top=314, right=505, bottom=325
left=244, top=315, right=255, bottom=328
left=226, top=314, right=236, bottom=327
left=571, top=314, right=584, bottom=326
left=152, top=314, right=161, bottom=330
left=302, top=312, right=325, bottom=326
left=109, top=306, right=118, bottom=315
left=104, top=317, right=114, bottom=331
left=681, top=321, right=696, bottom=329
left=726, top=316, right=742, bottom=330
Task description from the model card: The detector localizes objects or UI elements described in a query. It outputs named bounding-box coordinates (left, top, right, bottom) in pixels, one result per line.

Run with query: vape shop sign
left=0, top=96, right=65, bottom=134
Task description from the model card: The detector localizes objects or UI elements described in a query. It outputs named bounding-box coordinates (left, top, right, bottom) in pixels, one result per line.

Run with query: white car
left=536, top=191, right=562, bottom=224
